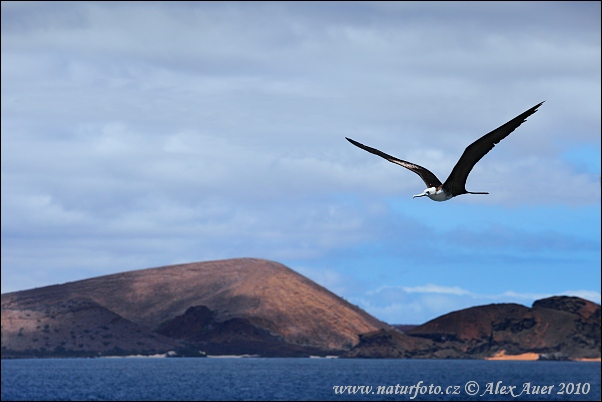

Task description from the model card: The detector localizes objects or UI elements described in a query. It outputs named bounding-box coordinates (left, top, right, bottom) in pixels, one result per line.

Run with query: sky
left=1, top=2, right=600, bottom=325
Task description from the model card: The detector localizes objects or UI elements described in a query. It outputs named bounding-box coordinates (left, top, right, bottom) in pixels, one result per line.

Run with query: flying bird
left=346, top=102, right=544, bottom=202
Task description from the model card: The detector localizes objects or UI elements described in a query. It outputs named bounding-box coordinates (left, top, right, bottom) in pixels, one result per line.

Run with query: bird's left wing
left=443, top=101, right=544, bottom=196
left=346, top=137, right=443, bottom=188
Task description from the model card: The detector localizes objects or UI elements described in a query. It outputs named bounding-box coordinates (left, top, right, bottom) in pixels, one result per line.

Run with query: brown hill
left=1, top=297, right=179, bottom=357
left=344, top=296, right=601, bottom=359
left=1, top=258, right=387, bottom=357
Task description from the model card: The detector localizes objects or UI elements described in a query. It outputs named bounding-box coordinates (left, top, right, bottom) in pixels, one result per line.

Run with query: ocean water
left=1, top=357, right=600, bottom=401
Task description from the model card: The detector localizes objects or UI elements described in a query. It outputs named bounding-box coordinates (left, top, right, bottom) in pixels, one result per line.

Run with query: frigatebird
left=346, top=102, right=544, bottom=202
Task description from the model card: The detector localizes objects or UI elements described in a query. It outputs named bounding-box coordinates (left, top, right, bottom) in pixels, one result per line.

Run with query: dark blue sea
left=1, top=357, right=600, bottom=401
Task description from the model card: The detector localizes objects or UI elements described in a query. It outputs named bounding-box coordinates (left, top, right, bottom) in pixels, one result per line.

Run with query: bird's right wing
left=346, top=137, right=443, bottom=188
left=443, top=101, right=544, bottom=196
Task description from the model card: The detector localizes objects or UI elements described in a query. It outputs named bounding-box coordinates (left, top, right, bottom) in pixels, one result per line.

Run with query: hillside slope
left=2, top=258, right=387, bottom=357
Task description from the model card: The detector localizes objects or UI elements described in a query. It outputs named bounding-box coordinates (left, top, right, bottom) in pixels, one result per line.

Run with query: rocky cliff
left=343, top=296, right=601, bottom=359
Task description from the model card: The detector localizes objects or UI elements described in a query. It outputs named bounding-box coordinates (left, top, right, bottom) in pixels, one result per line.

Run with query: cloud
left=352, top=283, right=601, bottom=324
left=1, top=3, right=600, bottom=323
left=400, top=284, right=472, bottom=296
left=559, top=290, right=602, bottom=303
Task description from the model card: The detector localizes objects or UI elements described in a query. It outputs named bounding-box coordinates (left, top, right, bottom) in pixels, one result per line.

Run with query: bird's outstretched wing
left=346, top=137, right=443, bottom=188
left=443, top=101, right=544, bottom=196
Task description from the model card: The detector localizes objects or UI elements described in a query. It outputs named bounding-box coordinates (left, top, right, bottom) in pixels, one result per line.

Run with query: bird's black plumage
left=346, top=101, right=544, bottom=199
left=345, top=137, right=443, bottom=188
left=442, top=101, right=544, bottom=196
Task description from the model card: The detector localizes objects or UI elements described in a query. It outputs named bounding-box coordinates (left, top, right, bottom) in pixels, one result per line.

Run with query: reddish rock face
left=345, top=296, right=601, bottom=359
left=2, top=258, right=388, bottom=357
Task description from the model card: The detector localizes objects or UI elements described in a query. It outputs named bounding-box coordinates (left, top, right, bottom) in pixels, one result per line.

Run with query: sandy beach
left=486, top=350, right=601, bottom=361
left=486, top=350, right=539, bottom=361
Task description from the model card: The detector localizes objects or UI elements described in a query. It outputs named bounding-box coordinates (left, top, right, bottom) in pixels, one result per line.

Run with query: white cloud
left=400, top=284, right=473, bottom=296
left=352, top=284, right=601, bottom=324
left=558, top=290, right=602, bottom=304
left=1, top=2, right=600, bottom=320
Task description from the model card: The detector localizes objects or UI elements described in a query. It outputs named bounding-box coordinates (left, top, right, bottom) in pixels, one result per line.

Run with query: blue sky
left=1, top=2, right=600, bottom=324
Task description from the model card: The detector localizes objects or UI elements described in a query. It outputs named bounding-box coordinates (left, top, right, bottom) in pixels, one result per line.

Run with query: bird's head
left=413, top=187, right=436, bottom=199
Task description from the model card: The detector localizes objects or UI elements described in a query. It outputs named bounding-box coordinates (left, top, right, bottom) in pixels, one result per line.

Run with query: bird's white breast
left=428, top=189, right=452, bottom=202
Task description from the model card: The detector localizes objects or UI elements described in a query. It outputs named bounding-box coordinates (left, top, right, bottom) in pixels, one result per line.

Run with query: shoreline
left=485, top=350, right=601, bottom=362
left=485, top=351, right=539, bottom=361
left=4, top=355, right=600, bottom=361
